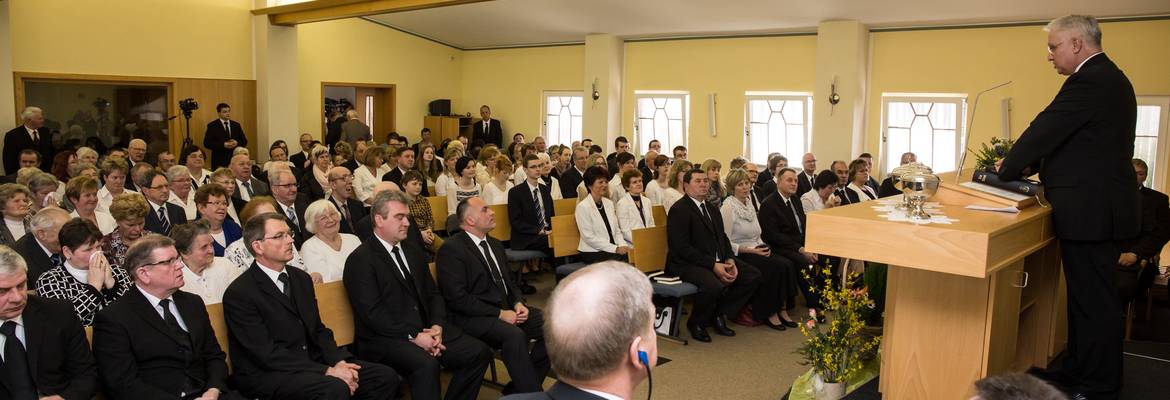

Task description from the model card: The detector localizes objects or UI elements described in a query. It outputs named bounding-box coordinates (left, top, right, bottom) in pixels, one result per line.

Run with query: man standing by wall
left=4, top=106, right=53, bottom=174
left=203, top=103, right=247, bottom=169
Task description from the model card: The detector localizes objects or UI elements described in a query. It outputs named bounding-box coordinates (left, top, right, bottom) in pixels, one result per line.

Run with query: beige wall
left=461, top=45, right=585, bottom=143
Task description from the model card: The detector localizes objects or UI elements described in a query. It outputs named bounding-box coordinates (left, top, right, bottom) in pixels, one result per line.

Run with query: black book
left=973, top=169, right=1042, bottom=196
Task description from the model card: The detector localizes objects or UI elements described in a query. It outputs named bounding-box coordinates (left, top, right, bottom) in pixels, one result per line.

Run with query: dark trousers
left=1055, top=240, right=1123, bottom=398
left=578, top=251, right=626, bottom=264
left=239, top=359, right=399, bottom=400
left=674, top=257, right=762, bottom=326
left=778, top=251, right=822, bottom=309
left=370, top=335, right=493, bottom=400
left=459, top=308, right=550, bottom=393
left=736, top=252, right=796, bottom=321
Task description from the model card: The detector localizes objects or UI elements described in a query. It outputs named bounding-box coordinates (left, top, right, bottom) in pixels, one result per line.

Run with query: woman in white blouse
left=537, top=153, right=562, bottom=200
left=434, top=147, right=462, bottom=196
left=660, top=159, right=693, bottom=214
left=644, top=154, right=670, bottom=206
left=446, top=156, right=482, bottom=216
left=800, top=170, right=843, bottom=212
left=575, top=166, right=629, bottom=263
left=481, top=155, right=514, bottom=205
left=300, top=199, right=361, bottom=283
left=173, top=221, right=238, bottom=304
left=165, top=165, right=198, bottom=221
left=721, top=169, right=800, bottom=330
left=96, top=158, right=136, bottom=213
left=614, top=169, right=654, bottom=246
left=180, top=145, right=212, bottom=189
left=66, top=176, right=117, bottom=235
left=353, top=146, right=387, bottom=205
left=223, top=196, right=306, bottom=275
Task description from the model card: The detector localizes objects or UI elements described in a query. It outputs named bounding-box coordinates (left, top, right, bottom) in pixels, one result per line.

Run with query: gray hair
left=1045, top=15, right=1102, bottom=48
left=123, top=234, right=176, bottom=281
left=0, top=245, right=28, bottom=277
left=29, top=207, right=69, bottom=232
left=546, top=261, right=655, bottom=381
left=232, top=147, right=250, bottom=157
left=268, top=168, right=295, bottom=186
left=370, top=189, right=411, bottom=222
left=242, top=213, right=288, bottom=257
left=303, top=199, right=340, bottom=234
left=165, top=165, right=189, bottom=183
left=26, top=172, right=58, bottom=193
left=20, top=107, right=42, bottom=122
left=75, top=147, right=98, bottom=160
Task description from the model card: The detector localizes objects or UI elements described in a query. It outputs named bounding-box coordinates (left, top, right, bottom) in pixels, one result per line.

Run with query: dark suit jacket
left=3, top=296, right=99, bottom=399
left=202, top=119, right=247, bottom=169
left=344, top=238, right=460, bottom=361
left=93, top=288, right=228, bottom=399
left=437, top=232, right=522, bottom=324
left=13, top=235, right=55, bottom=289
left=758, top=193, right=807, bottom=261
left=796, top=171, right=816, bottom=198
left=329, top=196, right=368, bottom=235
left=383, top=167, right=429, bottom=196
left=279, top=197, right=311, bottom=249
left=664, top=197, right=736, bottom=276
left=471, top=119, right=503, bottom=148
left=879, top=177, right=900, bottom=198
left=559, top=167, right=584, bottom=200
left=999, top=54, right=1139, bottom=241
left=145, top=201, right=188, bottom=236
left=756, top=179, right=777, bottom=202
left=289, top=151, right=310, bottom=179
left=3, top=125, right=53, bottom=174
left=222, top=263, right=352, bottom=382
left=236, top=177, right=270, bottom=199
left=297, top=172, right=328, bottom=201
left=499, top=381, right=607, bottom=400
left=1118, top=187, right=1170, bottom=259
left=507, top=182, right=554, bottom=250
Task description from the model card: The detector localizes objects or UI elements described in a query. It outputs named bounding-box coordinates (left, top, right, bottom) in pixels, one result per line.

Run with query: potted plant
left=797, top=266, right=882, bottom=400
left=971, top=136, right=1016, bottom=171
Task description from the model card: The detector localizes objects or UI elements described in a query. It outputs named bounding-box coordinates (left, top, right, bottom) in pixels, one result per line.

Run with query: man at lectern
left=997, top=15, right=1138, bottom=400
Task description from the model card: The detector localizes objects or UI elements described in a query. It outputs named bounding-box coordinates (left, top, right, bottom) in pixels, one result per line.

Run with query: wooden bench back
left=427, top=196, right=448, bottom=232
left=553, top=198, right=578, bottom=216
left=315, top=281, right=355, bottom=347
left=630, top=226, right=669, bottom=273
left=550, top=215, right=580, bottom=258
left=488, top=204, right=511, bottom=242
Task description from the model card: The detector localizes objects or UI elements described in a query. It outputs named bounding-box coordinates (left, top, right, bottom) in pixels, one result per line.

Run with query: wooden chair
left=550, top=215, right=587, bottom=278
left=315, top=281, right=355, bottom=347
left=651, top=205, right=666, bottom=227
left=84, top=326, right=93, bottom=348
left=428, top=262, right=438, bottom=284
left=487, top=204, right=511, bottom=242
left=427, top=196, right=448, bottom=232
left=205, top=303, right=231, bottom=370
left=553, top=198, right=578, bottom=216
left=630, top=225, right=694, bottom=345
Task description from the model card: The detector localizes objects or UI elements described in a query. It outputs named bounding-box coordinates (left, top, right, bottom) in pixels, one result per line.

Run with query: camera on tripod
left=179, top=98, right=199, bottom=118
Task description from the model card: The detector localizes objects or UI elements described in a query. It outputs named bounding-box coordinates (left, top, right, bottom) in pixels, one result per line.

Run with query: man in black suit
left=665, top=168, right=762, bottom=343
left=3, top=106, right=54, bottom=174
left=795, top=153, right=817, bottom=198
left=202, top=103, right=248, bottom=169
left=1116, top=158, right=1170, bottom=306
left=605, top=136, right=631, bottom=173
left=12, top=207, right=69, bottom=289
left=231, top=154, right=269, bottom=202
left=345, top=190, right=492, bottom=400
left=93, top=235, right=242, bottom=399
left=0, top=150, right=41, bottom=183
left=879, top=152, right=918, bottom=198
left=223, top=214, right=398, bottom=400
left=559, top=146, right=588, bottom=200
left=382, top=147, right=429, bottom=196
left=291, top=133, right=314, bottom=179
left=270, top=169, right=311, bottom=248
left=997, top=15, right=1138, bottom=400
left=508, top=154, right=555, bottom=252
left=500, top=262, right=658, bottom=400
left=0, top=245, right=99, bottom=400
left=472, top=105, right=504, bottom=148
left=755, top=154, right=787, bottom=201
left=139, top=169, right=188, bottom=236
left=759, top=168, right=823, bottom=318
left=437, top=196, right=550, bottom=393
left=327, top=167, right=367, bottom=235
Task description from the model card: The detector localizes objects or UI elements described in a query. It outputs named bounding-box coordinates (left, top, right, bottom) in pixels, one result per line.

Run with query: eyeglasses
left=141, top=256, right=181, bottom=269
left=272, top=183, right=297, bottom=188
left=262, top=231, right=293, bottom=241
left=204, top=201, right=228, bottom=207
left=1047, top=40, right=1066, bottom=54
left=146, top=184, right=168, bottom=191
left=330, top=175, right=353, bottom=182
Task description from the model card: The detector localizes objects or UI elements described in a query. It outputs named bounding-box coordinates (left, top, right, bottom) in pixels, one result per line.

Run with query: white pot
left=813, top=374, right=846, bottom=400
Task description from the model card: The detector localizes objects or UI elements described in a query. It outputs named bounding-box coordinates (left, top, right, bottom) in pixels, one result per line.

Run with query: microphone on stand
left=955, top=81, right=1013, bottom=184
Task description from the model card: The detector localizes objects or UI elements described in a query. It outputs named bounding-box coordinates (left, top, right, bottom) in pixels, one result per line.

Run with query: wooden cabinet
left=424, top=116, right=471, bottom=143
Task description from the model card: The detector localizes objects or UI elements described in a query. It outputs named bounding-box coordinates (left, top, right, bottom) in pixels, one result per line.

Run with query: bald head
left=372, top=181, right=400, bottom=196
left=802, top=153, right=817, bottom=174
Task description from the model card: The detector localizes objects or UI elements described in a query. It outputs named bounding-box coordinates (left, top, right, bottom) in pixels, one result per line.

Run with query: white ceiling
left=363, top=0, right=1170, bottom=49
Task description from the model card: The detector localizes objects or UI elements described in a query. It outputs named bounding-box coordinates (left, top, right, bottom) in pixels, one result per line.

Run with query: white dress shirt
left=301, top=233, right=361, bottom=283
left=615, top=194, right=655, bottom=246
left=188, top=169, right=212, bottom=188
left=255, top=261, right=290, bottom=294
left=235, top=178, right=254, bottom=201
left=0, top=315, right=26, bottom=360
left=135, top=285, right=189, bottom=331
left=96, top=186, right=137, bottom=213
left=575, top=196, right=627, bottom=253
left=168, top=191, right=197, bottom=221
left=180, top=257, right=238, bottom=305
left=70, top=210, right=117, bottom=235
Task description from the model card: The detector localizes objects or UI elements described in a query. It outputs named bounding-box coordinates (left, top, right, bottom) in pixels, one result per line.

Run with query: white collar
left=147, top=199, right=167, bottom=211
left=579, top=388, right=625, bottom=400
left=255, top=260, right=288, bottom=291
left=688, top=195, right=705, bottom=209
left=135, top=285, right=174, bottom=309
left=0, top=314, right=24, bottom=327
left=236, top=178, right=251, bottom=186
left=466, top=231, right=489, bottom=247
left=24, top=126, right=36, bottom=134
left=526, top=180, right=542, bottom=192
left=63, top=260, right=89, bottom=283
left=1075, top=52, right=1103, bottom=74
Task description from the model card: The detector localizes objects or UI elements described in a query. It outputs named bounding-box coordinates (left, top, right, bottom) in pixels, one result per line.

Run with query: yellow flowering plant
left=796, top=265, right=882, bottom=383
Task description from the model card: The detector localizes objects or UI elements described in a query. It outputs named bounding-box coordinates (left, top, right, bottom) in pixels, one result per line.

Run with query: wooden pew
left=315, top=281, right=355, bottom=347
left=553, top=198, right=578, bottom=216
left=550, top=215, right=587, bottom=278
left=651, top=205, right=666, bottom=227
left=629, top=226, right=668, bottom=272
left=205, top=303, right=230, bottom=369
left=427, top=196, right=448, bottom=232
left=487, top=204, right=511, bottom=242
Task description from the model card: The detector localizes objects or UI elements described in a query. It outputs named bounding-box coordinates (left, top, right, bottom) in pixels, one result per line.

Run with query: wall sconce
left=591, top=78, right=601, bottom=101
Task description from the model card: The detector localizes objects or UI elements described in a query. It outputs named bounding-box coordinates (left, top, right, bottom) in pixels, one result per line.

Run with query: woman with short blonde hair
left=101, top=193, right=149, bottom=267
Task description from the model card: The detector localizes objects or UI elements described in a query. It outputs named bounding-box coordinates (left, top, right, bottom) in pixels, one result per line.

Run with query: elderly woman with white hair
left=24, top=171, right=60, bottom=213
left=299, top=144, right=332, bottom=200
left=299, top=199, right=361, bottom=283
left=165, top=165, right=197, bottom=220
left=74, top=146, right=99, bottom=168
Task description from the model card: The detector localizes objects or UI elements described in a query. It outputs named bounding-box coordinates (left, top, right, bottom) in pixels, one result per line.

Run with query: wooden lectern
left=805, top=172, right=1067, bottom=399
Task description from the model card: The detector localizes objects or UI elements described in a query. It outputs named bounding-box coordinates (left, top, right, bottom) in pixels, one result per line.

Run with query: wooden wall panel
left=172, top=78, right=257, bottom=161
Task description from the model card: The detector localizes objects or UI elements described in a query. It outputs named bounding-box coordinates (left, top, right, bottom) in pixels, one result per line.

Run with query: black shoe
left=780, top=318, right=800, bottom=328
left=687, top=323, right=711, bottom=342
left=762, top=319, right=787, bottom=331
left=501, top=381, right=516, bottom=395
left=712, top=316, right=736, bottom=336
left=520, top=283, right=537, bottom=295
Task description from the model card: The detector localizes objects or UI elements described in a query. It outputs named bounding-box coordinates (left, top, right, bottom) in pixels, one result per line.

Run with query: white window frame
left=633, top=90, right=690, bottom=154
left=1137, top=95, right=1170, bottom=191
left=743, top=91, right=813, bottom=165
left=541, top=91, right=585, bottom=148
left=879, top=93, right=967, bottom=175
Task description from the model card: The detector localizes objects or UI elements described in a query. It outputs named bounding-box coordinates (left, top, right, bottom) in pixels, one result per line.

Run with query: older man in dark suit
left=12, top=208, right=70, bottom=289
left=3, top=106, right=54, bottom=174
left=559, top=147, right=588, bottom=200
left=998, top=15, right=1139, bottom=399
left=472, top=105, right=504, bottom=148
left=202, top=103, right=247, bottom=169
left=223, top=214, right=398, bottom=400
left=437, top=196, right=550, bottom=394
left=139, top=169, right=188, bottom=236
left=93, top=235, right=243, bottom=399
left=759, top=168, right=824, bottom=320
left=665, top=168, right=761, bottom=343
left=0, top=245, right=99, bottom=400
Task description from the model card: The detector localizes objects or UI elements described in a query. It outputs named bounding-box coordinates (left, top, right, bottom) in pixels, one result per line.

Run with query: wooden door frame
left=14, top=72, right=176, bottom=134
left=321, top=81, right=396, bottom=143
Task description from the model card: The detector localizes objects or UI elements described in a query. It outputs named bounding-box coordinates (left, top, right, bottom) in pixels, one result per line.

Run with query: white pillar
left=253, top=8, right=299, bottom=161
left=583, top=34, right=624, bottom=151
left=812, top=20, right=870, bottom=165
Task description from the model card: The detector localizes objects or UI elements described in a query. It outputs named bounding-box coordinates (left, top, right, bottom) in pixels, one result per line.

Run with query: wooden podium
left=805, top=173, right=1067, bottom=399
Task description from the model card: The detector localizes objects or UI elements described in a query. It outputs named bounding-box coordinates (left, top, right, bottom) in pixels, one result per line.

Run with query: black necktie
left=1, top=321, right=37, bottom=400
left=698, top=202, right=722, bottom=260
left=533, top=188, right=547, bottom=230
left=158, top=299, right=193, bottom=350
left=478, top=241, right=509, bottom=298
left=158, top=206, right=171, bottom=233
left=633, top=196, right=646, bottom=226
left=391, top=246, right=428, bottom=323
left=749, top=191, right=759, bottom=212
left=277, top=272, right=293, bottom=300
left=223, top=121, right=230, bottom=136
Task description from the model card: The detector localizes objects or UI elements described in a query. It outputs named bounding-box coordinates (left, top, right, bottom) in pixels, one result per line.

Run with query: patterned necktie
left=286, top=205, right=298, bottom=227
left=242, top=181, right=254, bottom=197
left=533, top=188, right=547, bottom=230
left=158, top=206, right=171, bottom=233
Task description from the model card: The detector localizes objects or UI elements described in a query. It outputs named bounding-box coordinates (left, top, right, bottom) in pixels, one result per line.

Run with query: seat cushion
left=506, top=249, right=546, bottom=262
left=652, top=281, right=699, bottom=297
left=555, top=262, right=587, bottom=277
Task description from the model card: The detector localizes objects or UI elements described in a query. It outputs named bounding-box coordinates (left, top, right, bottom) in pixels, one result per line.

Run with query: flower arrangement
left=797, top=265, right=882, bottom=384
left=971, top=136, right=1015, bottom=170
